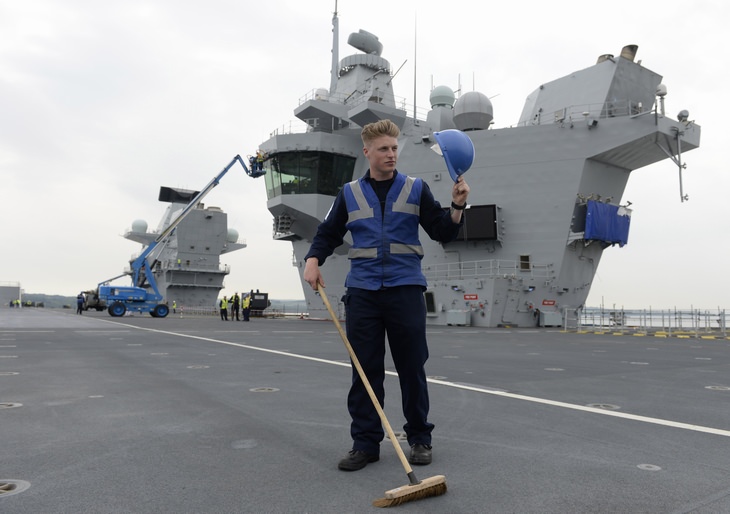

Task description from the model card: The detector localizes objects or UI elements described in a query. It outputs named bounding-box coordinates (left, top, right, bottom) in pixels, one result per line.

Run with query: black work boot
left=338, top=450, right=379, bottom=471
left=408, top=444, right=432, bottom=465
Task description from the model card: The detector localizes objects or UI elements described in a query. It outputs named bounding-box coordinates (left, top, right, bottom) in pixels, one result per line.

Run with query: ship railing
left=575, top=307, right=728, bottom=338
left=150, top=261, right=232, bottom=273
left=172, top=306, right=219, bottom=317
left=294, top=87, right=428, bottom=115
left=269, top=120, right=310, bottom=137
left=336, top=90, right=431, bottom=121
left=164, top=282, right=224, bottom=289
left=423, top=259, right=553, bottom=280
left=297, top=87, right=412, bottom=110
left=269, top=86, right=450, bottom=137
left=518, top=99, right=652, bottom=127
left=122, top=265, right=230, bottom=280
left=123, top=228, right=160, bottom=237
left=170, top=307, right=301, bottom=319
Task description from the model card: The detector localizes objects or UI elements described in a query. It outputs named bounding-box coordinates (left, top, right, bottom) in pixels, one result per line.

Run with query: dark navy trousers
left=344, top=285, right=434, bottom=455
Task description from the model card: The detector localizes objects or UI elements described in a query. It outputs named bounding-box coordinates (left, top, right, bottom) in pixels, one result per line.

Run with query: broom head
left=372, top=475, right=447, bottom=508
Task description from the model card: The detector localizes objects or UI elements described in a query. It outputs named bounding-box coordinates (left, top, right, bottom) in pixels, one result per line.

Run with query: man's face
left=363, top=135, right=398, bottom=179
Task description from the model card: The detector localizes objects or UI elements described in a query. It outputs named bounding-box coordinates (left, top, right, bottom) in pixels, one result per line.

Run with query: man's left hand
left=452, top=175, right=470, bottom=206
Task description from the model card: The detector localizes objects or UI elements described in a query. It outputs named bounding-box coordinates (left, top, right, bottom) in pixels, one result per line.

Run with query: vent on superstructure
left=275, top=214, right=293, bottom=232
left=273, top=214, right=297, bottom=240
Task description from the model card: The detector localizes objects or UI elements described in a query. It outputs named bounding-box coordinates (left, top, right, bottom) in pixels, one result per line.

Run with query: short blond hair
left=361, top=119, right=400, bottom=146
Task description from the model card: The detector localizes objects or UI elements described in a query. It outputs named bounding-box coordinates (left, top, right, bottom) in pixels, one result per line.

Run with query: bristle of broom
left=372, top=475, right=447, bottom=508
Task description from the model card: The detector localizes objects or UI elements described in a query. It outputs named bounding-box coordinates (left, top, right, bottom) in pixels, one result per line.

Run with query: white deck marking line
left=0, top=331, right=55, bottom=333
left=426, top=378, right=730, bottom=438
left=99, top=319, right=730, bottom=439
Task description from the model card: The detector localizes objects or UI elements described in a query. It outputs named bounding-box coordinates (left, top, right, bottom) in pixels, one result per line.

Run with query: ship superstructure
left=124, top=186, right=246, bottom=308
left=255, top=12, right=700, bottom=327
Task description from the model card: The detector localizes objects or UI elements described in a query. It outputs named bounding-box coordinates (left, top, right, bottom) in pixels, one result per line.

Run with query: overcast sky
left=1, top=0, right=727, bottom=310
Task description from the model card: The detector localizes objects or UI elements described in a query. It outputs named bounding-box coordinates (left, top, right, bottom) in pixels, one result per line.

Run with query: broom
left=317, top=283, right=447, bottom=507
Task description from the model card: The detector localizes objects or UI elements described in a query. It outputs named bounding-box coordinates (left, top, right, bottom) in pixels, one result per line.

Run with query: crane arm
left=130, top=155, right=250, bottom=286
left=154, top=155, right=249, bottom=244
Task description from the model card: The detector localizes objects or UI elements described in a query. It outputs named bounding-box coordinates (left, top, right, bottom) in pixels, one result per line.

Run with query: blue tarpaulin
left=584, top=200, right=631, bottom=247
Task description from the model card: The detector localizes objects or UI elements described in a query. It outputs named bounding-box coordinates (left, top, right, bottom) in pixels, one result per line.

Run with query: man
left=303, top=119, right=470, bottom=471
left=76, top=292, right=85, bottom=315
left=219, top=296, right=228, bottom=321
left=231, top=293, right=240, bottom=321
left=242, top=293, right=251, bottom=322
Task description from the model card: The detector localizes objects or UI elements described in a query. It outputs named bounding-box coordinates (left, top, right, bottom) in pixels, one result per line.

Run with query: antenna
left=674, top=127, right=689, bottom=202
left=413, top=12, right=417, bottom=120
left=387, top=59, right=407, bottom=85
left=329, top=1, right=339, bottom=94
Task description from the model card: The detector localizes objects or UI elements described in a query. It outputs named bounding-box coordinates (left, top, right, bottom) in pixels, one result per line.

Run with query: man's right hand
left=303, top=257, right=324, bottom=291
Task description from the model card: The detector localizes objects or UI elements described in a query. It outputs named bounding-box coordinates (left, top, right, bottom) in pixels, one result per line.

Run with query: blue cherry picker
left=98, top=155, right=263, bottom=318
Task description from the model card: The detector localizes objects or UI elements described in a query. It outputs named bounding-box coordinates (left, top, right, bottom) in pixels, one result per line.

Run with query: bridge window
left=263, top=151, right=356, bottom=200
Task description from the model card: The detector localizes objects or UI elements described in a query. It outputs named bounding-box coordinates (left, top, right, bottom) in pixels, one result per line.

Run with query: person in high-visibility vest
left=303, top=119, right=470, bottom=472
left=219, top=296, right=228, bottom=321
left=242, top=294, right=251, bottom=321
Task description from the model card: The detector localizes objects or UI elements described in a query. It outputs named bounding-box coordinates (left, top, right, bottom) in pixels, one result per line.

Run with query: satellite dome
left=430, top=86, right=455, bottom=108
left=226, top=228, right=239, bottom=243
left=453, top=91, right=494, bottom=131
left=131, top=219, right=148, bottom=233
left=315, top=88, right=329, bottom=101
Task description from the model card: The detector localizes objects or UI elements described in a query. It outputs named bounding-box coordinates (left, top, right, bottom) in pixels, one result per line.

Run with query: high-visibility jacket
left=343, top=173, right=426, bottom=290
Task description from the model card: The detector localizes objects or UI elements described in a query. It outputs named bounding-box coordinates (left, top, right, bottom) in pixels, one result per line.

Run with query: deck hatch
left=0, top=480, right=30, bottom=497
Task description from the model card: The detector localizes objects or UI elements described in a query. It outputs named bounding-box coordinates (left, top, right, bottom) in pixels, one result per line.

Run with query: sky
left=1, top=0, right=728, bottom=310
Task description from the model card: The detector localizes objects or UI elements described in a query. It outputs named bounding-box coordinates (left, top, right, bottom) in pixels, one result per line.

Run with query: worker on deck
left=242, top=293, right=251, bottom=322
left=231, top=293, right=240, bottom=321
left=303, top=119, right=470, bottom=471
left=219, top=296, right=228, bottom=321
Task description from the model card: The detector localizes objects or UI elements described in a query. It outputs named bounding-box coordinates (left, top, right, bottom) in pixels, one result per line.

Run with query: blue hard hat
left=433, top=129, right=475, bottom=182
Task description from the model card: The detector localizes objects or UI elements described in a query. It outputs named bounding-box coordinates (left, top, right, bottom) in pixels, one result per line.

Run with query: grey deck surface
left=1, top=309, right=729, bottom=513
